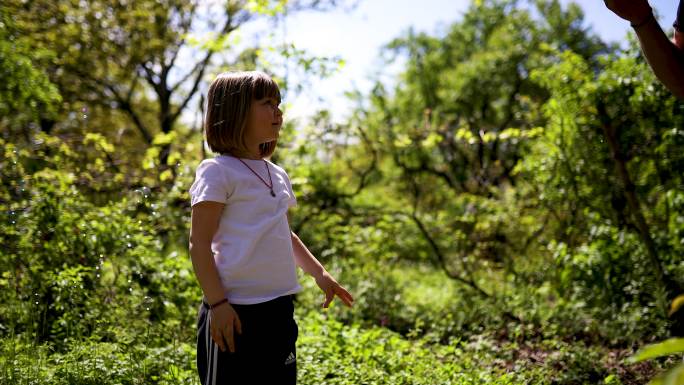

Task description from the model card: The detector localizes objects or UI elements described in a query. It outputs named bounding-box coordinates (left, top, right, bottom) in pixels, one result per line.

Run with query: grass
left=0, top=260, right=664, bottom=385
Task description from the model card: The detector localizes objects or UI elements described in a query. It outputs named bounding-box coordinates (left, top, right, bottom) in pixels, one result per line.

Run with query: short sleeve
left=283, top=172, right=297, bottom=208
left=189, top=159, right=231, bottom=206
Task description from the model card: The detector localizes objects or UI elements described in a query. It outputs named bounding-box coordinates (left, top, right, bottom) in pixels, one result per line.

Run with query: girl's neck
left=241, top=154, right=263, bottom=160
left=222, top=149, right=264, bottom=160
left=243, top=145, right=263, bottom=160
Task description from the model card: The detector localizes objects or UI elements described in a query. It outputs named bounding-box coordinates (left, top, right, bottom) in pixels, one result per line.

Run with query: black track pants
left=197, top=295, right=298, bottom=385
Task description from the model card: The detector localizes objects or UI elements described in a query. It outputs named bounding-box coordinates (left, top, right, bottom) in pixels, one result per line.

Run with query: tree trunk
left=598, top=103, right=671, bottom=315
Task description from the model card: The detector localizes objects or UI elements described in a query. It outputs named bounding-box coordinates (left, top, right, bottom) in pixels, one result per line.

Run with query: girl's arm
left=190, top=201, right=242, bottom=353
left=189, top=201, right=228, bottom=304
left=291, top=231, right=354, bottom=308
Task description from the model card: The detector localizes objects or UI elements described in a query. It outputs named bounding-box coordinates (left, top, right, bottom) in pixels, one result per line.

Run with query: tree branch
left=105, top=84, right=153, bottom=144
left=597, top=100, right=671, bottom=309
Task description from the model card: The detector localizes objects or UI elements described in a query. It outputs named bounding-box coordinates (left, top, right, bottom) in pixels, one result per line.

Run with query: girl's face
left=243, top=96, right=283, bottom=158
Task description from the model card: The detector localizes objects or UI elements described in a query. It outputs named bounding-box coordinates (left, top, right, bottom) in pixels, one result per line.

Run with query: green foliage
left=2, top=0, right=683, bottom=384
left=1, top=331, right=197, bottom=385
left=296, top=311, right=517, bottom=385
left=0, top=6, right=61, bottom=136
left=0, top=131, right=204, bottom=384
left=629, top=338, right=684, bottom=385
left=526, top=45, right=684, bottom=330
left=630, top=338, right=684, bottom=363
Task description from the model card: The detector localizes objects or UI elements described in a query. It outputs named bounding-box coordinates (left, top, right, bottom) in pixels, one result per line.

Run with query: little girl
left=189, top=71, right=354, bottom=385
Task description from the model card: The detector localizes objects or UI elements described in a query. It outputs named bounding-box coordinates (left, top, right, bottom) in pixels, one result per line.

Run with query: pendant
left=270, top=189, right=276, bottom=197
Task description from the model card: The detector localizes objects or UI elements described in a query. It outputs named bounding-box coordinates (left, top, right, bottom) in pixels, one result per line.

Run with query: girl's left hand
left=314, top=271, right=354, bottom=308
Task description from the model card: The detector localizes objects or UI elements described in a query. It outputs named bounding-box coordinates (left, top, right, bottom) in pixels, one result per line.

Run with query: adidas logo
left=284, top=352, right=296, bottom=365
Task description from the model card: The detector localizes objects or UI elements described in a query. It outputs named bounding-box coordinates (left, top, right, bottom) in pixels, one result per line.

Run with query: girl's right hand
left=209, top=302, right=242, bottom=353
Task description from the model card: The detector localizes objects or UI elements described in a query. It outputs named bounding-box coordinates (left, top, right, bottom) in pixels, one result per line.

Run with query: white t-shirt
left=189, top=155, right=302, bottom=304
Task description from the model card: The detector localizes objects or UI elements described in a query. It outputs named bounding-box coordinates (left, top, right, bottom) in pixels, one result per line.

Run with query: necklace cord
left=237, top=158, right=275, bottom=196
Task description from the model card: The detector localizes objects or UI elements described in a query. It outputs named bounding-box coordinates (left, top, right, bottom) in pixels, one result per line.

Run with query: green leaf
left=421, top=133, right=443, bottom=148
left=152, top=131, right=177, bottom=146
left=628, top=338, right=684, bottom=363
left=246, top=0, right=288, bottom=16
left=393, top=134, right=412, bottom=148
left=647, top=374, right=664, bottom=385
left=159, top=169, right=173, bottom=182
left=663, top=364, right=684, bottom=385
left=669, top=295, right=684, bottom=316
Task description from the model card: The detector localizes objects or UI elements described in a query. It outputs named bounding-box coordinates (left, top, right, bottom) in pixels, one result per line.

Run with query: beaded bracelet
left=209, top=298, right=229, bottom=310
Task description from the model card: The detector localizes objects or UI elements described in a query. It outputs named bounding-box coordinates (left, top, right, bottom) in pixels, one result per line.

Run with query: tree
left=339, top=0, right=609, bottom=311
left=286, top=0, right=683, bottom=339
left=530, top=46, right=684, bottom=325
left=3, top=0, right=348, bottom=181
left=0, top=6, right=61, bottom=141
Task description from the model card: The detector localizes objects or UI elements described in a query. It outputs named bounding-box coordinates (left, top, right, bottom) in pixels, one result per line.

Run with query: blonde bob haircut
left=205, top=71, right=281, bottom=158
